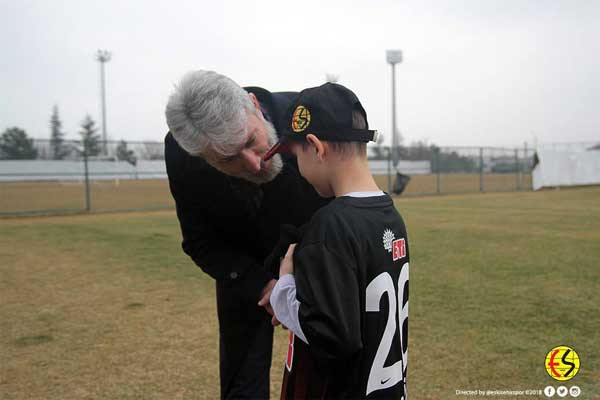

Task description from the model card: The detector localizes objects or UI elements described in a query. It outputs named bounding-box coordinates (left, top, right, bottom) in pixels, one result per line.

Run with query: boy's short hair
left=326, top=110, right=368, bottom=160
left=263, top=83, right=377, bottom=161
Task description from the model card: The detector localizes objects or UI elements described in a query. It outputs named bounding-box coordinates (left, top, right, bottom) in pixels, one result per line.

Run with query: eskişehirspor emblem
left=292, top=105, right=311, bottom=133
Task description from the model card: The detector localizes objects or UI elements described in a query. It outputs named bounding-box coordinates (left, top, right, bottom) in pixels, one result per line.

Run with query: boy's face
left=291, top=139, right=334, bottom=198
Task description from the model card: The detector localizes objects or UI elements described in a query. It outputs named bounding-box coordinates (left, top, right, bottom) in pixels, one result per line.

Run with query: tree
left=50, top=105, right=68, bottom=159
left=396, top=140, right=477, bottom=173
left=79, top=115, right=101, bottom=157
left=0, top=127, right=38, bottom=159
left=116, top=140, right=137, bottom=166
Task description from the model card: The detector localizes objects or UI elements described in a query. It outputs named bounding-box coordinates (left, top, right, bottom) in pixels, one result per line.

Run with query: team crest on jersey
left=383, top=229, right=406, bottom=261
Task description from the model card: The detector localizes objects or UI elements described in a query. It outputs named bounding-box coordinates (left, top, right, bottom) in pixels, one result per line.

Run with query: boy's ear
left=305, top=134, right=326, bottom=161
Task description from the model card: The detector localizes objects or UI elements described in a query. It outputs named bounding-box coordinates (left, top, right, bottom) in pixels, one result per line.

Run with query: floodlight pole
left=96, top=49, right=111, bottom=156
left=386, top=49, right=402, bottom=192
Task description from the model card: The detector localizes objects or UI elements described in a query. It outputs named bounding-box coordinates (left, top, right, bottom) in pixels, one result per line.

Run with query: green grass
left=1, top=187, right=599, bottom=399
left=400, top=188, right=600, bottom=398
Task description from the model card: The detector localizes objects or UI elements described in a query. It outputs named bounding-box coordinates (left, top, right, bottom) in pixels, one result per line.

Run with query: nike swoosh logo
left=380, top=377, right=391, bottom=384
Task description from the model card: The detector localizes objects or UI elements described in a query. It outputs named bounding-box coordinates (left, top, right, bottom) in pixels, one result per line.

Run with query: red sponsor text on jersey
left=286, top=331, right=295, bottom=371
left=392, top=238, right=406, bottom=261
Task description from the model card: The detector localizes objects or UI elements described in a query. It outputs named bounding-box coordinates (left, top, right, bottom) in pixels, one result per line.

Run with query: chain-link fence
left=371, top=145, right=534, bottom=196
left=0, top=139, right=170, bottom=215
left=1, top=139, right=537, bottom=216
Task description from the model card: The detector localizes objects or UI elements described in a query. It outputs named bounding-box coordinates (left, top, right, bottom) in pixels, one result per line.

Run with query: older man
left=164, top=71, right=327, bottom=399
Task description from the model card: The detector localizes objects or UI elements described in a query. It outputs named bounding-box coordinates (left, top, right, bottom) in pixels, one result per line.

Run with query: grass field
left=0, top=179, right=174, bottom=214
left=0, top=173, right=530, bottom=215
left=1, top=187, right=598, bottom=399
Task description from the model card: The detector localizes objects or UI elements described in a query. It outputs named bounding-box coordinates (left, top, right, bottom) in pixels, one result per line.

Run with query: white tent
left=532, top=148, right=600, bottom=190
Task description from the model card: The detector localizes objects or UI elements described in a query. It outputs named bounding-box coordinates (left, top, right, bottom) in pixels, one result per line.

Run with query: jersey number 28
left=365, top=262, right=409, bottom=396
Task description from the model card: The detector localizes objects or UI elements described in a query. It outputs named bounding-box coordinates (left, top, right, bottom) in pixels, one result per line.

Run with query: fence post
left=435, top=148, right=441, bottom=194
left=479, top=147, right=484, bottom=192
left=83, top=145, right=91, bottom=211
left=515, top=148, right=521, bottom=191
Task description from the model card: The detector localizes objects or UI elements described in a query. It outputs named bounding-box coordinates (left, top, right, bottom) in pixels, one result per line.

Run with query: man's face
left=204, top=111, right=283, bottom=184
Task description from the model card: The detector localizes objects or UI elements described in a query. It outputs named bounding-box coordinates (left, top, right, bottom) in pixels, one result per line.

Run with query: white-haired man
left=164, top=71, right=328, bottom=399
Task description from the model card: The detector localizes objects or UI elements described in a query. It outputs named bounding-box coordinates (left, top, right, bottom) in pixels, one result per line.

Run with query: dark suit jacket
left=164, top=87, right=328, bottom=305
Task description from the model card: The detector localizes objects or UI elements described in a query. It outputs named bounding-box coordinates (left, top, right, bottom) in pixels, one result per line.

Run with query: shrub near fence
left=0, top=140, right=535, bottom=215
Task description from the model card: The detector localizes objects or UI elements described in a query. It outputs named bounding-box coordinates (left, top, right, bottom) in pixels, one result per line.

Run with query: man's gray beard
left=236, top=119, right=283, bottom=185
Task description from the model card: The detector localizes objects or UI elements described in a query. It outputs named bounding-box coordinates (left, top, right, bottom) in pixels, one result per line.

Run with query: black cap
left=263, top=83, right=378, bottom=161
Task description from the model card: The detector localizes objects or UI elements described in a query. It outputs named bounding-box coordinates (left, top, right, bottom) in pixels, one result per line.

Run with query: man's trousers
left=216, top=281, right=274, bottom=400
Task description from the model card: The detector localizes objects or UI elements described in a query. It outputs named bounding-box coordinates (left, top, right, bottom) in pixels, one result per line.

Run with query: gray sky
left=1, top=0, right=599, bottom=148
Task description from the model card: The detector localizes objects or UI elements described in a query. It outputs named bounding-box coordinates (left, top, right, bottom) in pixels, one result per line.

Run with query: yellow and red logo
left=545, top=345, right=580, bottom=381
left=291, top=105, right=311, bottom=133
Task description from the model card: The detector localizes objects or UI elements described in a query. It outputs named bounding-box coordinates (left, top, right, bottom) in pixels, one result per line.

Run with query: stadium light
left=386, top=49, right=402, bottom=168
left=96, top=49, right=111, bottom=156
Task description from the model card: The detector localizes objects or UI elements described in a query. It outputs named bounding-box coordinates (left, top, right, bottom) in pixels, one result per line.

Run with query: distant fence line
left=1, top=138, right=541, bottom=216
left=0, top=160, right=166, bottom=182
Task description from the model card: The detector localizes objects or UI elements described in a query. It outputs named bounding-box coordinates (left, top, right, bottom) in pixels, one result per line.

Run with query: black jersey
left=281, top=194, right=410, bottom=400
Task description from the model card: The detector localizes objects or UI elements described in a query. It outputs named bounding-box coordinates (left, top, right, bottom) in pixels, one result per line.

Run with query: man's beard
left=236, top=120, right=283, bottom=185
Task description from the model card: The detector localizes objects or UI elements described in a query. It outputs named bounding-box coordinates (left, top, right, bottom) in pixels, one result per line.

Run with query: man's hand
left=257, top=279, right=280, bottom=326
left=279, top=243, right=297, bottom=277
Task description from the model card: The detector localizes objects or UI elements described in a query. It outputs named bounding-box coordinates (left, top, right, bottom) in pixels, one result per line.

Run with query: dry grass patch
left=2, top=188, right=599, bottom=399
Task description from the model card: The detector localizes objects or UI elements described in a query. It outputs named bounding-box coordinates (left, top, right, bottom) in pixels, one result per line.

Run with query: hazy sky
left=1, top=0, right=599, bottom=148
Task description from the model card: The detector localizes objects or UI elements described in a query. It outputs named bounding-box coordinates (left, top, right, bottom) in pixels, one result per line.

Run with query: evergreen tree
left=50, top=105, right=68, bottom=159
left=79, top=115, right=101, bottom=157
left=0, top=127, right=39, bottom=159
left=116, top=140, right=137, bottom=166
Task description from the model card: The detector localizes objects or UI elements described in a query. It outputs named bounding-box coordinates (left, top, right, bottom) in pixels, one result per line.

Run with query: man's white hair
left=165, top=70, right=255, bottom=156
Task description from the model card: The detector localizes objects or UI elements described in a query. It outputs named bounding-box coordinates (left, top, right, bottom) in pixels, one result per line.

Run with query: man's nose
left=240, top=149, right=262, bottom=174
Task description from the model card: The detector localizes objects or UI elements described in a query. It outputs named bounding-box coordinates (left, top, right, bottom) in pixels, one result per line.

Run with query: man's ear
left=305, top=134, right=326, bottom=161
left=248, top=92, right=260, bottom=110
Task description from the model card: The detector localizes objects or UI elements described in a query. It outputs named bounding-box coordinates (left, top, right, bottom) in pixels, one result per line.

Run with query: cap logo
left=291, top=105, right=311, bottom=133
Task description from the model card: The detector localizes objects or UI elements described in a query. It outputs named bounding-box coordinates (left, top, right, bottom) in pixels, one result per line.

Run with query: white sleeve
left=270, top=274, right=309, bottom=344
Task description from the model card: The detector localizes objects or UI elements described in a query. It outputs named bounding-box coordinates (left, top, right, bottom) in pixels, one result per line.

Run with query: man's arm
left=175, top=199, right=275, bottom=301
left=165, top=132, right=275, bottom=304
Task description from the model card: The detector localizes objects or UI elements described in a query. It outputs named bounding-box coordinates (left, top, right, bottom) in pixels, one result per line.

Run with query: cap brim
left=263, top=141, right=290, bottom=161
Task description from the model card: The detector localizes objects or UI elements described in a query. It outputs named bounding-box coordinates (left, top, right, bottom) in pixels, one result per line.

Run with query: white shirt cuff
left=270, top=274, right=309, bottom=344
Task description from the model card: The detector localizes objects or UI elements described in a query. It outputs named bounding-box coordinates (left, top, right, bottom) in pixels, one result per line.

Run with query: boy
left=263, top=83, right=410, bottom=399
